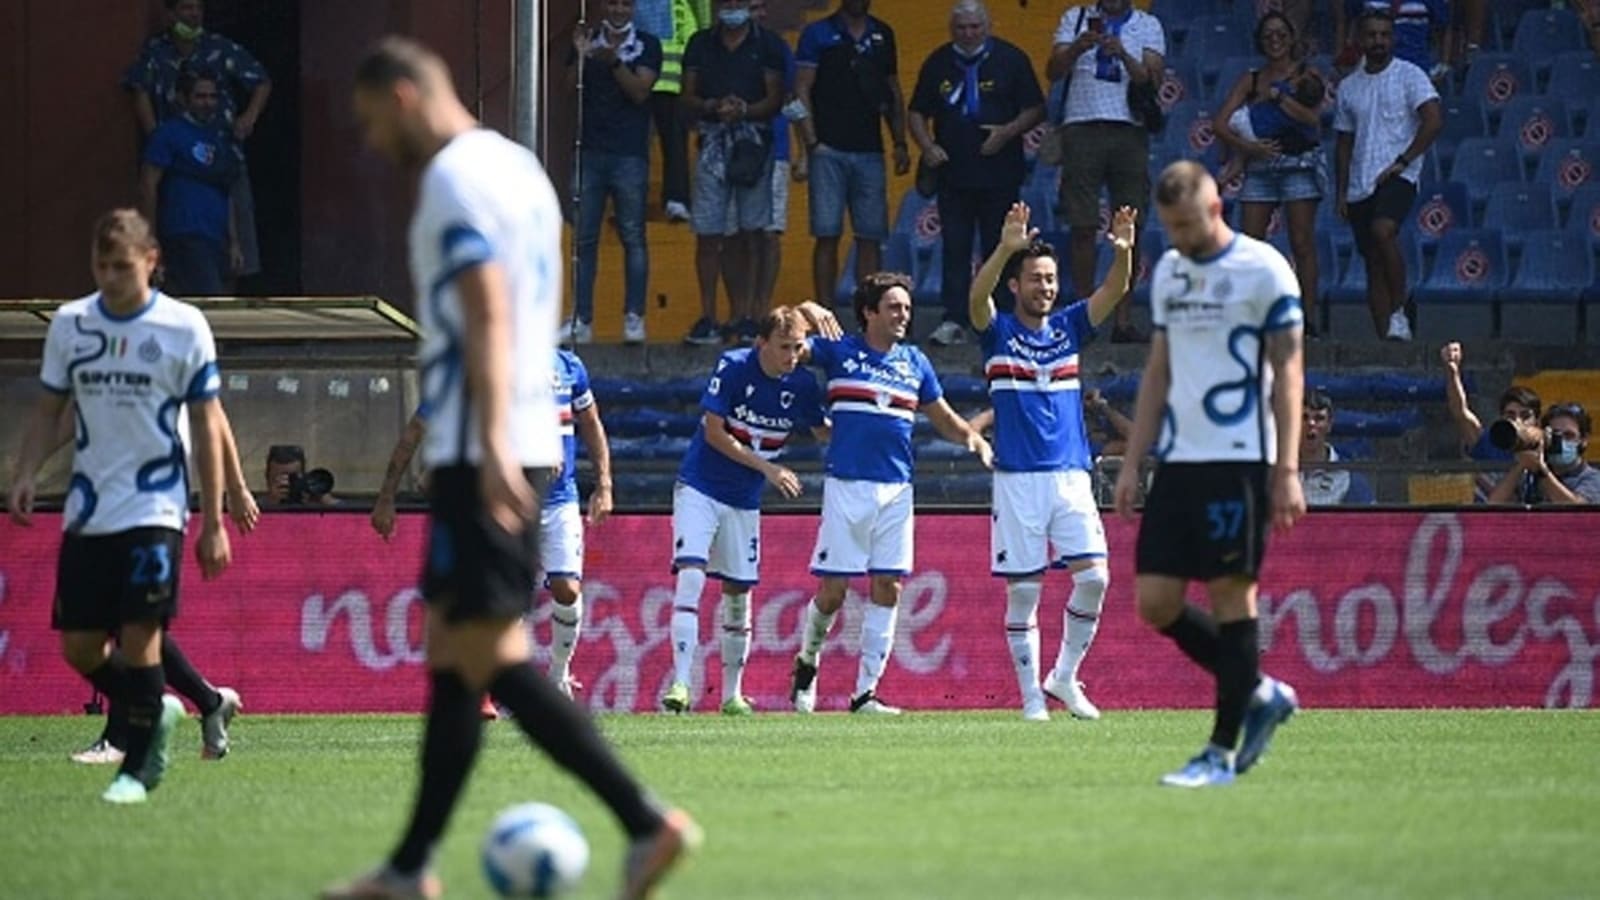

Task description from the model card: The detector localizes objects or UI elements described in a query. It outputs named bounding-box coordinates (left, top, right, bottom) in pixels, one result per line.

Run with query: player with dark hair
left=323, top=36, right=697, bottom=900
left=789, top=272, right=992, bottom=715
left=9, top=208, right=237, bottom=803
left=1114, top=161, right=1305, bottom=788
left=663, top=304, right=833, bottom=714
left=967, top=200, right=1135, bottom=721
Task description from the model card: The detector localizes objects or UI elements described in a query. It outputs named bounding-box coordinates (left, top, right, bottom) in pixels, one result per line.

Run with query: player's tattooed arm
left=575, top=402, right=614, bottom=524
left=1114, top=330, right=1172, bottom=519
left=372, top=411, right=426, bottom=541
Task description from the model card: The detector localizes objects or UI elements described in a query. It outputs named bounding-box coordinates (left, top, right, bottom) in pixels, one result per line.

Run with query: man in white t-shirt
left=322, top=36, right=697, bottom=900
left=1333, top=9, right=1441, bottom=342
left=1046, top=0, right=1165, bottom=344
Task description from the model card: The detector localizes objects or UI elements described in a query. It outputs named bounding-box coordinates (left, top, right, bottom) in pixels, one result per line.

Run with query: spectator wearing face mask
left=1486, top=403, right=1600, bottom=506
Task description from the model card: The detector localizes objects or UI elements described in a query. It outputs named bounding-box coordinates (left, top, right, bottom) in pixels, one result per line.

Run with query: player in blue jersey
left=372, top=349, right=613, bottom=708
left=9, top=208, right=236, bottom=804
left=967, top=200, right=1136, bottom=722
left=789, top=272, right=993, bottom=715
left=1115, top=161, right=1305, bottom=788
left=665, top=305, right=831, bottom=714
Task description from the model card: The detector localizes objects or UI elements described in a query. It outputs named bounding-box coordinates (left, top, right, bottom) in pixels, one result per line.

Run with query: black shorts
left=421, top=465, right=556, bottom=623
left=1135, top=462, right=1270, bottom=582
left=52, top=527, right=184, bottom=632
left=1349, top=176, right=1418, bottom=258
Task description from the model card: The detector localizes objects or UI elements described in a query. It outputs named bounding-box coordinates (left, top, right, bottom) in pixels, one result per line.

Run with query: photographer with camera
left=263, top=444, right=338, bottom=507
left=1485, top=403, right=1600, bottom=506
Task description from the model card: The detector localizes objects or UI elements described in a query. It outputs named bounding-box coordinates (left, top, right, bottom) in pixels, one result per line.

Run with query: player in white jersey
left=324, top=38, right=696, bottom=900
left=1114, top=161, right=1305, bottom=789
left=789, top=273, right=993, bottom=716
left=372, top=348, right=615, bottom=711
left=8, top=209, right=235, bottom=804
left=967, top=200, right=1136, bottom=721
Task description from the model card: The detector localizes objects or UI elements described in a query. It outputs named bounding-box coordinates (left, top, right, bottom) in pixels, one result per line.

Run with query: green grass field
left=1, top=710, right=1596, bottom=899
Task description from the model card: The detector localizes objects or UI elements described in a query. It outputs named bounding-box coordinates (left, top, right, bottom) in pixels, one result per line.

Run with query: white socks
left=854, top=604, right=898, bottom=698
left=798, top=597, right=837, bottom=666
left=670, top=568, right=706, bottom=686
left=1053, top=565, right=1108, bottom=684
left=1005, top=581, right=1044, bottom=703
left=719, top=592, right=752, bottom=701
left=549, top=594, right=583, bottom=682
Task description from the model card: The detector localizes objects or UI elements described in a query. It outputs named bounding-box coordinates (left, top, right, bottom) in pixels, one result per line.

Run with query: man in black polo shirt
left=681, top=0, right=785, bottom=346
left=909, top=0, right=1044, bottom=346
left=795, top=0, right=910, bottom=308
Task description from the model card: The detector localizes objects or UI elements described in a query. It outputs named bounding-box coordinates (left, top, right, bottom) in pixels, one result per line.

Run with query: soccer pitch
left=0, top=711, right=1595, bottom=899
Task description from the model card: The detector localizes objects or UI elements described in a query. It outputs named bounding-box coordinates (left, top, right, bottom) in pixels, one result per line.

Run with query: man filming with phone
left=1485, top=403, right=1600, bottom=506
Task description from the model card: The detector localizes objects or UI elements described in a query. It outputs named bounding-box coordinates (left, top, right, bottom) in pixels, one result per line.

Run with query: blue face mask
left=1549, top=438, right=1582, bottom=468
left=719, top=8, right=751, bottom=27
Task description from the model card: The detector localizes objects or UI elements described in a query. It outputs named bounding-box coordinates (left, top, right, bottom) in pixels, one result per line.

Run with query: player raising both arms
left=1115, top=161, right=1304, bottom=788
left=967, top=201, right=1135, bottom=721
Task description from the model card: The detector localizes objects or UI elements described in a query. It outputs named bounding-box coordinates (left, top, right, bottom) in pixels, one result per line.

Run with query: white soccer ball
left=481, top=802, right=590, bottom=898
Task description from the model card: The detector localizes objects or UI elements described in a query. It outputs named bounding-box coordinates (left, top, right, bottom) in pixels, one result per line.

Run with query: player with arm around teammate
left=8, top=208, right=234, bottom=804
left=1113, top=161, right=1305, bottom=788
left=788, top=273, right=993, bottom=715
left=968, top=200, right=1135, bottom=721
left=663, top=304, right=833, bottom=715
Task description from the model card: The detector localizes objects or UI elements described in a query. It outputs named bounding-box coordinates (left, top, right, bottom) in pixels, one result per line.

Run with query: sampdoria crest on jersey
left=780, top=390, right=794, bottom=409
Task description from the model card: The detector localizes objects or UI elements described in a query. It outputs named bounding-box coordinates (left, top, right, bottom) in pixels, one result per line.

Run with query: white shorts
left=810, top=477, right=914, bottom=577
left=540, top=501, right=584, bottom=583
left=991, top=469, right=1108, bottom=577
left=671, top=482, right=761, bottom=586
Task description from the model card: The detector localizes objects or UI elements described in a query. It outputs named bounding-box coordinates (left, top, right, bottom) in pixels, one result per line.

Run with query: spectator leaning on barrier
left=140, top=69, right=241, bottom=297
left=1486, top=403, right=1600, bottom=506
left=125, top=0, right=270, bottom=280
left=567, top=0, right=662, bottom=346
left=635, top=0, right=709, bottom=222
left=1299, top=389, right=1375, bottom=506
left=680, top=0, right=786, bottom=347
left=1045, top=0, right=1165, bottom=345
left=910, top=0, right=1044, bottom=347
left=794, top=0, right=910, bottom=309
left=1333, top=9, right=1441, bottom=343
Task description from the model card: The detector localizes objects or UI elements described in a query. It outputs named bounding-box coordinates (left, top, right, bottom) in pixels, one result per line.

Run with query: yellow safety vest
left=656, top=0, right=709, bottom=94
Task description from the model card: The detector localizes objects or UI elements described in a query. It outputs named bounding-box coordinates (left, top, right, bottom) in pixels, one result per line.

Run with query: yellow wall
left=564, top=0, right=1074, bottom=342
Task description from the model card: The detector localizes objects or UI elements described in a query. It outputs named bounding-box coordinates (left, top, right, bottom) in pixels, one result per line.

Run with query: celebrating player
left=664, top=304, right=831, bottom=715
left=323, top=37, right=696, bottom=900
left=790, top=272, right=993, bottom=715
left=1115, top=161, right=1304, bottom=788
left=967, top=201, right=1134, bottom=721
left=9, top=208, right=236, bottom=803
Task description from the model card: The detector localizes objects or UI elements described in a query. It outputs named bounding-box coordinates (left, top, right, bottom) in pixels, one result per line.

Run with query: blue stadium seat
left=1448, top=138, right=1523, bottom=207
left=1503, top=229, right=1593, bottom=341
left=883, top=231, right=914, bottom=276
left=1492, top=0, right=1549, bottom=50
left=1184, top=14, right=1255, bottom=84
left=893, top=189, right=936, bottom=237
left=1328, top=408, right=1425, bottom=438
left=1567, top=183, right=1600, bottom=245
left=1495, top=96, right=1570, bottom=164
left=1511, top=8, right=1586, bottom=76
left=1436, top=96, right=1489, bottom=171
left=1314, top=230, right=1340, bottom=310
left=604, top=408, right=701, bottom=439
left=1546, top=53, right=1600, bottom=135
left=665, top=377, right=710, bottom=404
left=1414, top=229, right=1510, bottom=303
left=590, top=377, right=674, bottom=407
left=1158, top=56, right=1202, bottom=114
left=608, top=435, right=693, bottom=462
left=1129, top=228, right=1167, bottom=307
left=1481, top=181, right=1558, bottom=251
left=1533, top=140, right=1600, bottom=208
left=1461, top=54, right=1535, bottom=122
left=1209, top=55, right=1259, bottom=104
left=1406, top=181, right=1473, bottom=251
left=1160, top=99, right=1224, bottom=171
left=940, top=373, right=988, bottom=404
left=1329, top=229, right=1423, bottom=306
left=1306, top=372, right=1451, bottom=403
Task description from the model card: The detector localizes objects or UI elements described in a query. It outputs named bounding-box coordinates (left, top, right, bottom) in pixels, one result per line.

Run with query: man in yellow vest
left=637, top=0, right=711, bottom=221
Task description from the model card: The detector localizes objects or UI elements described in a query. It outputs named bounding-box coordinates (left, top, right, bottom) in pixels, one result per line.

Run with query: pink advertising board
left=1, top=511, right=1597, bottom=714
